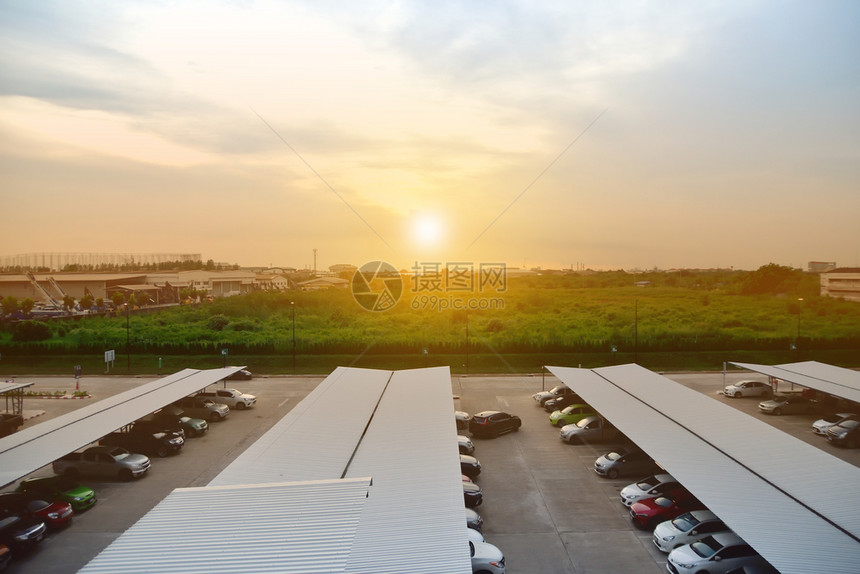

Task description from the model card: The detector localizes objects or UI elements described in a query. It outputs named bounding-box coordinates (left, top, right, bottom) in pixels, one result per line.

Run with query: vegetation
left=1, top=266, right=858, bottom=374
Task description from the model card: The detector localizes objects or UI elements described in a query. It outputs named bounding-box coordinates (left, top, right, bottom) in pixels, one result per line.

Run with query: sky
left=1, top=0, right=858, bottom=272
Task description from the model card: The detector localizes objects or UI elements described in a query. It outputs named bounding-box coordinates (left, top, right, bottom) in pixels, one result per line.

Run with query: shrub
left=12, top=320, right=53, bottom=342
left=207, top=314, right=230, bottom=331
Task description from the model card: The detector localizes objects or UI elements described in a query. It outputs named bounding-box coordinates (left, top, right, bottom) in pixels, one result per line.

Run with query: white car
left=723, top=380, right=772, bottom=398
left=458, top=435, right=475, bottom=455
left=620, top=474, right=680, bottom=507
left=667, top=532, right=770, bottom=574
left=455, top=411, right=471, bottom=431
left=652, top=510, right=730, bottom=553
left=469, top=540, right=505, bottom=574
left=812, top=412, right=857, bottom=435
left=465, top=527, right=484, bottom=543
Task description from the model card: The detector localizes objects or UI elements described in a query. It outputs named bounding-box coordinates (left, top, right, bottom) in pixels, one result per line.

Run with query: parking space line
left=277, top=397, right=291, bottom=408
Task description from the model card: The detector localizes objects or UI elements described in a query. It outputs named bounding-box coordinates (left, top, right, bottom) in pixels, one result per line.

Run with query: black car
left=463, top=481, right=483, bottom=508
left=460, top=454, right=481, bottom=479
left=100, top=430, right=184, bottom=458
left=826, top=417, right=860, bottom=448
left=0, top=513, right=46, bottom=554
left=469, top=411, right=522, bottom=438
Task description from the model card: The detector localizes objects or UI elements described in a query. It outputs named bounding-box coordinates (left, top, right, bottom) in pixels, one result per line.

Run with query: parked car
left=465, top=527, right=484, bottom=543
left=594, top=447, right=656, bottom=479
left=455, top=411, right=472, bottom=431
left=469, top=540, right=505, bottom=574
left=100, top=430, right=184, bottom=458
left=137, top=408, right=209, bottom=438
left=758, top=394, right=816, bottom=415
left=619, top=474, right=681, bottom=507
left=0, top=413, right=24, bottom=438
left=813, top=412, right=857, bottom=436
left=0, top=493, right=73, bottom=530
left=174, top=396, right=230, bottom=422
left=52, top=445, right=151, bottom=480
left=463, top=481, right=483, bottom=508
left=629, top=491, right=705, bottom=531
left=532, top=385, right=575, bottom=407
left=226, top=368, right=253, bottom=380
left=723, top=564, right=780, bottom=574
left=543, top=392, right=585, bottom=413
left=0, top=544, right=9, bottom=570
left=465, top=508, right=483, bottom=532
left=652, top=510, right=730, bottom=553
left=17, top=476, right=97, bottom=512
left=458, top=435, right=475, bottom=455
left=826, top=416, right=860, bottom=448
left=723, top=380, right=772, bottom=398
left=469, top=411, right=521, bottom=438
left=549, top=404, right=596, bottom=427
left=667, top=532, right=770, bottom=574
left=196, top=388, right=256, bottom=410
left=560, top=415, right=620, bottom=444
left=460, top=454, right=481, bottom=479
left=0, top=514, right=46, bottom=555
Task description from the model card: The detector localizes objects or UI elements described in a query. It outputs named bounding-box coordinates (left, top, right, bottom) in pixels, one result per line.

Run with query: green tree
left=741, top=263, right=802, bottom=295
left=1, top=295, right=18, bottom=315
left=95, top=297, right=104, bottom=309
left=12, top=320, right=53, bottom=341
left=111, top=292, right=127, bottom=307
left=80, top=294, right=94, bottom=311
left=21, top=298, right=35, bottom=315
left=62, top=294, right=75, bottom=311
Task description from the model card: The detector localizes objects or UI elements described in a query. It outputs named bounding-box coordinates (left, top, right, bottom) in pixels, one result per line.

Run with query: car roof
left=473, top=410, right=502, bottom=417
left=708, top=531, right=746, bottom=547
left=686, top=509, right=718, bottom=521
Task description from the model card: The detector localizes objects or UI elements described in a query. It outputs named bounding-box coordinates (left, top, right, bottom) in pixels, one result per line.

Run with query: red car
left=629, top=490, right=704, bottom=530
left=0, top=493, right=74, bottom=530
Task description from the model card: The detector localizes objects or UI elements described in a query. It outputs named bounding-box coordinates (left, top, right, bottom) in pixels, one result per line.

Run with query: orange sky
left=1, top=1, right=858, bottom=271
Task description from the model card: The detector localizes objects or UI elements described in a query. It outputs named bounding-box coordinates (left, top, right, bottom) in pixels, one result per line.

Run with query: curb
left=22, top=410, right=46, bottom=421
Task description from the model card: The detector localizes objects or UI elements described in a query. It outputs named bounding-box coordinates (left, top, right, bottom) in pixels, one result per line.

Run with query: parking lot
left=3, top=370, right=858, bottom=573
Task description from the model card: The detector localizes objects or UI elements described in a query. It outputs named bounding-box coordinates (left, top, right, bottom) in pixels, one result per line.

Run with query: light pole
left=124, top=302, right=130, bottom=370
left=291, top=301, right=296, bottom=374
left=795, top=297, right=803, bottom=358
left=465, top=311, right=470, bottom=374
left=634, top=299, right=638, bottom=365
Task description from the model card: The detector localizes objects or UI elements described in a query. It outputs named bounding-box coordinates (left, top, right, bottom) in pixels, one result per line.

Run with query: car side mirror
left=691, top=530, right=697, bottom=535
left=713, top=556, right=721, bottom=562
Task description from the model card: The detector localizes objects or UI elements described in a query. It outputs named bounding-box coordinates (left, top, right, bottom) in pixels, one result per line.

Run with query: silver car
left=723, top=380, right=771, bottom=398
left=652, top=510, right=730, bottom=553
left=620, top=473, right=679, bottom=507
left=458, top=435, right=475, bottom=455
left=469, top=540, right=505, bottom=574
left=812, top=412, right=856, bottom=435
left=667, top=532, right=770, bottom=574
left=594, top=448, right=656, bottom=479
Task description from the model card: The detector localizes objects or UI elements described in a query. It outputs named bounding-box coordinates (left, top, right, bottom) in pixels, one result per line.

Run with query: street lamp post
left=291, top=301, right=296, bottom=374
left=465, top=311, right=470, bottom=374
left=124, top=302, right=130, bottom=370
left=795, top=297, right=803, bottom=358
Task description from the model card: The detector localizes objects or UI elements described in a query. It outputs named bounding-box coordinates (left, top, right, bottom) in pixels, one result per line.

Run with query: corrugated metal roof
left=79, top=477, right=373, bottom=574
left=209, top=366, right=392, bottom=485
left=730, top=360, right=860, bottom=403
left=0, top=381, right=33, bottom=394
left=78, top=366, right=472, bottom=574
left=0, top=366, right=245, bottom=487
left=548, top=363, right=860, bottom=574
left=344, top=367, right=472, bottom=574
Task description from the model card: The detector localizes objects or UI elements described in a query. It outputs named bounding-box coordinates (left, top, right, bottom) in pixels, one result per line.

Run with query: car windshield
left=690, top=536, right=720, bottom=558
left=822, top=413, right=843, bottom=423
left=606, top=452, right=622, bottom=461
left=671, top=513, right=699, bottom=532
left=837, top=419, right=860, bottom=430
left=635, top=476, right=658, bottom=490
left=562, top=406, right=575, bottom=414
left=550, top=386, right=564, bottom=394
left=653, top=497, right=673, bottom=508
left=576, top=418, right=591, bottom=429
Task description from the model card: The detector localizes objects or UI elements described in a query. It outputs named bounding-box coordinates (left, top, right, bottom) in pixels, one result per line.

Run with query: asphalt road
left=2, top=371, right=858, bottom=573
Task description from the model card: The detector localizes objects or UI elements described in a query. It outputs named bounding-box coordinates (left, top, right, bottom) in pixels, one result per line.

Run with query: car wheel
left=773, top=408, right=782, bottom=416
left=607, top=469, right=620, bottom=479
left=209, top=413, right=221, bottom=422
left=119, top=468, right=134, bottom=481
left=157, top=446, right=169, bottom=458
left=236, top=403, right=246, bottom=410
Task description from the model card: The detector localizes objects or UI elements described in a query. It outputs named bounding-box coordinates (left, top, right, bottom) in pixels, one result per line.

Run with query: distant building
left=820, top=268, right=860, bottom=302
left=298, top=277, right=349, bottom=290
left=808, top=261, right=837, bottom=273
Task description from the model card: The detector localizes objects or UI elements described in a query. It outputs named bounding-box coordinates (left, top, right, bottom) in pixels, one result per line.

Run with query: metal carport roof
left=79, top=366, right=473, bottom=574
left=0, top=366, right=244, bottom=488
left=548, top=363, right=860, bottom=574
left=729, top=360, right=860, bottom=404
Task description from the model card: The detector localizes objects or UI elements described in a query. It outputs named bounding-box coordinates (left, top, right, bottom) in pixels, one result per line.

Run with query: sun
left=412, top=213, right=445, bottom=246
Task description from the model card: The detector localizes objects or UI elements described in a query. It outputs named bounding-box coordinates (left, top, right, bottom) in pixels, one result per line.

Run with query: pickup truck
left=197, top=388, right=256, bottom=410
left=100, top=429, right=184, bottom=457
left=174, top=396, right=230, bottom=421
left=559, top=415, right=622, bottom=444
left=52, top=445, right=151, bottom=480
left=0, top=413, right=24, bottom=437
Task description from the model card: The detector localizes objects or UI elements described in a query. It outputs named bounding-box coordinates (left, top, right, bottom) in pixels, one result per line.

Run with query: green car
left=549, top=404, right=596, bottom=427
left=17, top=476, right=97, bottom=512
